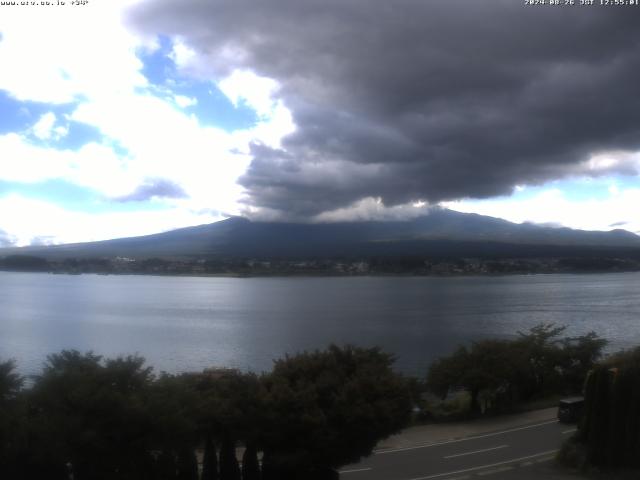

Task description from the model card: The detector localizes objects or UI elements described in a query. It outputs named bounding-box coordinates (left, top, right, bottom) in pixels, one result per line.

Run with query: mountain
left=2, top=208, right=640, bottom=261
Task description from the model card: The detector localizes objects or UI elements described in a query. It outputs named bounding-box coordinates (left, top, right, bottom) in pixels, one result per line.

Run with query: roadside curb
left=374, top=407, right=558, bottom=452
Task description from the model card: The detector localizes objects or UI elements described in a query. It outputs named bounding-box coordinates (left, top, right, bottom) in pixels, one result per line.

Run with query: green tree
left=0, top=359, right=22, bottom=401
left=241, top=443, right=260, bottom=480
left=580, top=346, right=640, bottom=469
left=176, top=448, right=198, bottom=480
left=514, top=323, right=567, bottom=398
left=193, top=369, right=264, bottom=447
left=0, top=254, right=49, bottom=271
left=260, top=345, right=412, bottom=477
left=219, top=436, right=241, bottom=480
left=515, top=324, right=606, bottom=397
left=558, top=331, right=607, bottom=393
left=192, top=368, right=265, bottom=479
left=0, top=360, right=25, bottom=478
left=426, top=346, right=468, bottom=401
left=427, top=340, right=521, bottom=415
left=145, top=372, right=201, bottom=480
left=201, top=436, right=219, bottom=480
left=27, top=350, right=156, bottom=479
left=155, top=450, right=178, bottom=480
left=581, top=366, right=613, bottom=466
left=427, top=324, right=606, bottom=416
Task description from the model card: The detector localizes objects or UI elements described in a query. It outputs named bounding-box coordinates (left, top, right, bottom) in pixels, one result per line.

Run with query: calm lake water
left=1, top=271, right=639, bottom=377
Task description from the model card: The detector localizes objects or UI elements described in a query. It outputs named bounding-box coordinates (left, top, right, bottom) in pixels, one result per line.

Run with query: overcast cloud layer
left=127, top=0, right=640, bottom=220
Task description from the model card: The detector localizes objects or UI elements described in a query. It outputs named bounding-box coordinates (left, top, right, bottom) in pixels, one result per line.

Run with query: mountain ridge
left=1, top=208, right=640, bottom=260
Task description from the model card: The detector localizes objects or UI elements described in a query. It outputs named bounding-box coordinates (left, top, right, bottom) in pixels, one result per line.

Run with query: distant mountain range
left=2, top=208, right=640, bottom=260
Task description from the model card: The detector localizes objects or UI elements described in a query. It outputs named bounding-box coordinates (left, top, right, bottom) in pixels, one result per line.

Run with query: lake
left=1, top=271, right=639, bottom=377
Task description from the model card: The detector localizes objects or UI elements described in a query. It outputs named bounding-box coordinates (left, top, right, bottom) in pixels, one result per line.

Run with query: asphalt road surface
left=340, top=420, right=577, bottom=480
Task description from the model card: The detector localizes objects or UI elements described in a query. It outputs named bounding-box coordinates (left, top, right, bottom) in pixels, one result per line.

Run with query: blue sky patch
left=0, top=179, right=95, bottom=208
left=0, top=91, right=72, bottom=134
left=60, top=121, right=105, bottom=150
left=0, top=179, right=168, bottom=214
left=138, top=35, right=258, bottom=132
left=0, top=91, right=106, bottom=152
left=508, top=175, right=640, bottom=203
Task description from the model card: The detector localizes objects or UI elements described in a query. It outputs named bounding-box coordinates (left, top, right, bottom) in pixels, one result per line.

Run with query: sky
left=1, top=0, right=640, bottom=247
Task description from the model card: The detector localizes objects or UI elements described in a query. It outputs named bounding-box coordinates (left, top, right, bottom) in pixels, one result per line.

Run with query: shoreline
left=2, top=268, right=640, bottom=279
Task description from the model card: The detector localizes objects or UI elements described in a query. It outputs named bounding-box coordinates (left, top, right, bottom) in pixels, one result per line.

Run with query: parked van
left=557, top=397, right=584, bottom=423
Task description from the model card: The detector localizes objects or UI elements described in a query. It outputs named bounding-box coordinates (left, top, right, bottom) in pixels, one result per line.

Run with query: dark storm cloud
left=128, top=0, right=640, bottom=217
left=610, top=221, right=629, bottom=228
left=114, top=178, right=188, bottom=202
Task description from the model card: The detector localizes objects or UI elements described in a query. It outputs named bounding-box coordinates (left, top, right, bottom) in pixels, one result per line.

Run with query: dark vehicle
left=557, top=397, right=584, bottom=423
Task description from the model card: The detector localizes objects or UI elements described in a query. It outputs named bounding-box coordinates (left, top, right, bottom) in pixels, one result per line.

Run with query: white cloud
left=608, top=183, right=620, bottom=196
left=169, top=38, right=197, bottom=70
left=70, top=91, right=252, bottom=212
left=173, top=94, right=197, bottom=108
left=0, top=194, right=223, bottom=247
left=30, top=112, right=69, bottom=141
left=32, top=112, right=57, bottom=140
left=0, top=97, right=256, bottom=215
left=219, top=69, right=280, bottom=117
left=313, top=197, right=431, bottom=223
left=218, top=69, right=296, bottom=149
left=0, top=133, right=72, bottom=184
left=0, top=2, right=299, bottom=244
left=246, top=195, right=433, bottom=223
left=443, top=187, right=640, bottom=234
left=0, top=0, right=148, bottom=104
left=0, top=132, right=137, bottom=197
left=54, top=125, right=70, bottom=138
left=242, top=101, right=296, bottom=149
left=579, top=151, right=640, bottom=176
left=0, top=13, right=293, bottom=204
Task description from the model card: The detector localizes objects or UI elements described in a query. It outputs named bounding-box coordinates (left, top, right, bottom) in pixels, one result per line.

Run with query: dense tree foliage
left=579, top=346, right=640, bottom=469
left=0, top=360, right=24, bottom=478
left=201, top=437, right=219, bottom=480
left=426, top=324, right=607, bottom=415
left=26, top=351, right=156, bottom=479
left=427, top=340, right=520, bottom=415
left=0, top=359, right=22, bottom=401
left=0, top=255, right=49, bottom=271
left=0, top=345, right=411, bottom=479
left=3, top=331, right=608, bottom=478
left=241, top=444, right=260, bottom=480
left=260, top=345, right=412, bottom=477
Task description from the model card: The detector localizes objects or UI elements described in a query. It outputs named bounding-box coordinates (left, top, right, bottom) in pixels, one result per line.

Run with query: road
left=340, top=419, right=577, bottom=480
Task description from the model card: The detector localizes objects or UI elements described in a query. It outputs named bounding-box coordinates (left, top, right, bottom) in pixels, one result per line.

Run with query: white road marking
left=535, top=456, right=554, bottom=463
left=375, top=420, right=558, bottom=455
left=407, top=449, right=559, bottom=480
left=339, top=467, right=372, bottom=474
left=444, top=445, right=508, bottom=459
left=477, top=466, right=513, bottom=476
left=562, top=428, right=577, bottom=434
